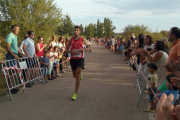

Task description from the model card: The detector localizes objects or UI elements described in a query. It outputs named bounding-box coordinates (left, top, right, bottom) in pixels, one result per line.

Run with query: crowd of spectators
left=95, top=27, right=180, bottom=119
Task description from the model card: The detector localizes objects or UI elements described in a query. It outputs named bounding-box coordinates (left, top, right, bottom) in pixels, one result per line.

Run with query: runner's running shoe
left=72, top=93, right=77, bottom=101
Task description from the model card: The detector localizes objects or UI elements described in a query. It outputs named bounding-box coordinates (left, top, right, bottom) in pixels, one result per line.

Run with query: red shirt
left=71, top=37, right=83, bottom=59
left=35, top=43, right=44, bottom=57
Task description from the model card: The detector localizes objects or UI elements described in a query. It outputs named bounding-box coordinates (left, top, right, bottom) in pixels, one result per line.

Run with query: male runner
left=66, top=26, right=90, bottom=100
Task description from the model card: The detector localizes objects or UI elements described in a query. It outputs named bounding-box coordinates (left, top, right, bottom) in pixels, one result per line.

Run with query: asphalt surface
left=0, top=42, right=149, bottom=120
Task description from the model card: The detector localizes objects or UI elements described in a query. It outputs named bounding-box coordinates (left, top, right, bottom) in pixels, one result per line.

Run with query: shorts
left=70, top=58, right=84, bottom=71
left=6, top=52, right=18, bottom=67
left=149, top=87, right=157, bottom=102
left=116, top=46, right=119, bottom=49
left=120, top=46, right=124, bottom=51
left=41, top=68, right=47, bottom=75
left=66, top=52, right=70, bottom=57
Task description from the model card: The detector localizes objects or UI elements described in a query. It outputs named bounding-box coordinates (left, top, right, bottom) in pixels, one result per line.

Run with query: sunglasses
left=31, top=34, right=35, bottom=35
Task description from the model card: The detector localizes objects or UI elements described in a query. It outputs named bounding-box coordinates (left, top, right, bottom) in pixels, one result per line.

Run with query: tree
left=99, top=23, right=104, bottom=38
left=103, top=17, right=116, bottom=38
left=0, top=0, right=63, bottom=44
left=79, top=24, right=84, bottom=35
left=122, top=24, right=150, bottom=38
left=63, top=14, right=74, bottom=36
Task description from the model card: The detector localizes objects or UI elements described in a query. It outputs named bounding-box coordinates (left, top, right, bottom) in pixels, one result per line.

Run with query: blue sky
left=54, top=0, right=180, bottom=33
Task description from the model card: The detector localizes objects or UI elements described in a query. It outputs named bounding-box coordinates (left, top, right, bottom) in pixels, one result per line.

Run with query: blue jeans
left=149, top=87, right=157, bottom=102
left=6, top=52, right=18, bottom=66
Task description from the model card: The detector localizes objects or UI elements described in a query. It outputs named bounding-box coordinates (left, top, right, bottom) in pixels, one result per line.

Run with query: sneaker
left=80, top=73, right=83, bottom=81
left=145, top=108, right=154, bottom=112
left=13, top=88, right=19, bottom=92
left=61, top=70, right=66, bottom=73
left=48, top=78, right=54, bottom=80
left=72, top=93, right=77, bottom=101
left=25, top=83, right=32, bottom=87
left=7, top=89, right=17, bottom=94
left=30, top=82, right=34, bottom=85
left=56, top=74, right=61, bottom=77
left=144, top=90, right=149, bottom=94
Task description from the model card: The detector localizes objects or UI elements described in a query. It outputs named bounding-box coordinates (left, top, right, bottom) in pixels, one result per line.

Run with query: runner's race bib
left=73, top=49, right=81, bottom=57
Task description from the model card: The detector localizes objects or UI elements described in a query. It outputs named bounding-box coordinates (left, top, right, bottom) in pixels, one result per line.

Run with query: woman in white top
left=144, top=35, right=154, bottom=50
left=57, top=36, right=65, bottom=73
left=48, top=35, right=57, bottom=49
left=147, top=41, right=168, bottom=88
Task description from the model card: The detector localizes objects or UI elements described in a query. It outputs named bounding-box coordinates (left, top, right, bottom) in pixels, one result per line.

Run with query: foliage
left=0, top=0, right=63, bottom=45
left=103, top=17, right=116, bottom=38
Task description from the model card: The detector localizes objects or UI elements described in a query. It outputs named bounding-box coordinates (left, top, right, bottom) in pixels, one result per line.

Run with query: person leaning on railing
left=5, top=25, right=24, bottom=94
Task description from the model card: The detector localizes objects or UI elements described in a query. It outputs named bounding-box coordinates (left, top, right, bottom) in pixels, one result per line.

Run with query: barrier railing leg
left=3, top=71, right=13, bottom=101
left=134, top=79, right=138, bottom=88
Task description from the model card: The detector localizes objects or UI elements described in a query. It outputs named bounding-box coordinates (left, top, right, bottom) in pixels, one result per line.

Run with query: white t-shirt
left=144, top=44, right=154, bottom=50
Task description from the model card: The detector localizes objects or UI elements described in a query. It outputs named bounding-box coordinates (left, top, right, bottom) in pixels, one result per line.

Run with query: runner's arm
left=83, top=38, right=90, bottom=51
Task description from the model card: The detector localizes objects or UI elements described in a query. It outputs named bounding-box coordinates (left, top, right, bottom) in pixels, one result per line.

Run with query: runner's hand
left=80, top=48, right=85, bottom=52
left=72, top=50, right=78, bottom=55
left=46, top=63, right=49, bottom=66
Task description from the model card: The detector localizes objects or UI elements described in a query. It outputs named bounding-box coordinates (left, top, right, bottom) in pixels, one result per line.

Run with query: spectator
left=119, top=37, right=125, bottom=57
left=53, top=46, right=60, bottom=77
left=40, top=51, right=49, bottom=83
left=47, top=35, right=57, bottom=49
left=19, top=34, right=28, bottom=55
left=157, top=73, right=179, bottom=105
left=132, top=33, right=136, bottom=38
left=159, top=38, right=170, bottom=55
left=57, top=36, right=66, bottom=73
left=47, top=46, right=55, bottom=80
left=5, top=25, right=23, bottom=93
left=23, top=31, right=37, bottom=87
left=144, top=35, right=154, bottom=50
left=110, top=36, right=115, bottom=52
left=65, top=37, right=70, bottom=68
left=35, top=36, right=47, bottom=58
left=145, top=62, right=158, bottom=112
left=155, top=94, right=180, bottom=120
left=147, top=41, right=168, bottom=88
left=125, top=36, right=132, bottom=61
left=158, top=27, right=180, bottom=93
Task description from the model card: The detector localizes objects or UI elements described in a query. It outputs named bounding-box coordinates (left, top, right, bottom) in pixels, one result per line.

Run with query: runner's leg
left=75, top=67, right=82, bottom=94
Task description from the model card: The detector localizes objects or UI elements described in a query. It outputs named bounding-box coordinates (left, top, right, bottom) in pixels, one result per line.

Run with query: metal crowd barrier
left=134, top=63, right=149, bottom=107
left=1, top=56, right=45, bottom=101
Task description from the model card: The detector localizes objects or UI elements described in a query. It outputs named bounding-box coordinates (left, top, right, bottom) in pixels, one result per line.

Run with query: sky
left=54, top=0, right=180, bottom=33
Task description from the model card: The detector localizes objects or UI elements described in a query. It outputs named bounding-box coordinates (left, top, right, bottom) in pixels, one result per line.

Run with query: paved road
left=0, top=42, right=149, bottom=120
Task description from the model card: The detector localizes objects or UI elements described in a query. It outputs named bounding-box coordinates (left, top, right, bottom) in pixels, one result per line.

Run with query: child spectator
left=48, top=46, right=55, bottom=80
left=145, top=62, right=158, bottom=112
left=40, top=51, right=49, bottom=83
left=56, top=48, right=65, bottom=76
left=157, top=73, right=179, bottom=105
left=53, top=46, right=60, bottom=77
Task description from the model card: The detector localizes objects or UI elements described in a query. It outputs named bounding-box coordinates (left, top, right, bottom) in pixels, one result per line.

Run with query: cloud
left=54, top=0, right=180, bottom=32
